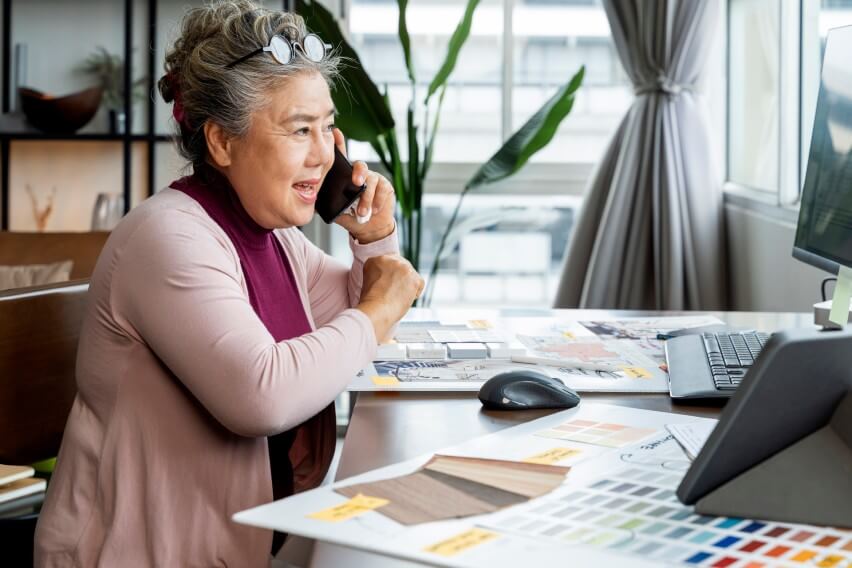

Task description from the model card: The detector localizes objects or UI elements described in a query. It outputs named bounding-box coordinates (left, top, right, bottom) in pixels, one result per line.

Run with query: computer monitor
left=793, top=25, right=852, bottom=275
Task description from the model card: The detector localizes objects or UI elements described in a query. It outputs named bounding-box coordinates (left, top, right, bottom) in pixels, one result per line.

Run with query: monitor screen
left=794, top=25, right=852, bottom=274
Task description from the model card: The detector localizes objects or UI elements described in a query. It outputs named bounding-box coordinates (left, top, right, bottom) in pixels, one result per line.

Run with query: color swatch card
left=536, top=419, right=657, bottom=448
left=481, top=431, right=852, bottom=567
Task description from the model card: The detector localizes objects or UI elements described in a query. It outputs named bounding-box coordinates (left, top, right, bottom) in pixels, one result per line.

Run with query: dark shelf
left=0, top=0, right=291, bottom=229
left=0, top=0, right=161, bottom=229
left=0, top=132, right=173, bottom=142
left=0, top=112, right=172, bottom=142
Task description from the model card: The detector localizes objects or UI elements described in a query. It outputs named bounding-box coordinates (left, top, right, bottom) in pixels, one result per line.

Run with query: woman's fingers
left=327, top=131, right=395, bottom=221
left=370, top=175, right=394, bottom=215
left=352, top=161, right=369, bottom=188
left=359, top=172, right=380, bottom=216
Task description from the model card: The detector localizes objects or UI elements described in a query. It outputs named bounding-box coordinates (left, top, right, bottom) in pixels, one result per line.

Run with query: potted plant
left=78, top=47, right=147, bottom=134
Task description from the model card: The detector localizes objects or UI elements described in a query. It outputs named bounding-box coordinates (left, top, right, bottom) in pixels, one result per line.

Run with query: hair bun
left=158, top=72, right=177, bottom=104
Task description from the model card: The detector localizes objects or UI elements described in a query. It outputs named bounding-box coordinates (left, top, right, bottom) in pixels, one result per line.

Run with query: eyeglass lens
left=269, top=35, right=292, bottom=65
left=303, top=35, right=325, bottom=62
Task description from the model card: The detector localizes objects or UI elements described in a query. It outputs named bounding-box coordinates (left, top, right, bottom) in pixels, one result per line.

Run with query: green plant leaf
left=466, top=65, right=585, bottom=190
left=420, top=85, right=446, bottom=183
left=378, top=88, right=409, bottom=217
left=425, top=0, right=480, bottom=102
left=407, top=102, right=420, bottom=215
left=297, top=0, right=395, bottom=142
left=422, top=66, right=585, bottom=305
left=396, top=0, right=415, bottom=84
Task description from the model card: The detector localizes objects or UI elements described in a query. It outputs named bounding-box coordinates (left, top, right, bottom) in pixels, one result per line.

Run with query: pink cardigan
left=34, top=188, right=397, bottom=567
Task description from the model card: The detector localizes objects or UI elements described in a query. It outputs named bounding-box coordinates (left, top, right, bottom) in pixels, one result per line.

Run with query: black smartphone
left=314, top=146, right=367, bottom=224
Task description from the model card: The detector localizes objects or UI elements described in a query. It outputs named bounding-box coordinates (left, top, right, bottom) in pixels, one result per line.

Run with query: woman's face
left=223, top=71, right=336, bottom=229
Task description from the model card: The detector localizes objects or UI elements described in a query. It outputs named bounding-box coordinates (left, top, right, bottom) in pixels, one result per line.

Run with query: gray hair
left=158, top=0, right=341, bottom=167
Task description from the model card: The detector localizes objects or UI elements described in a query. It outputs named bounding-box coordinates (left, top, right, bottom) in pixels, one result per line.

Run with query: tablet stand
left=695, top=391, right=852, bottom=527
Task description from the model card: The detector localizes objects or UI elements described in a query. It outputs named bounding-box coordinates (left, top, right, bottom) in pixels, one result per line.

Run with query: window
left=727, top=0, right=852, bottom=205
left=347, top=0, right=504, bottom=163
left=727, top=0, right=780, bottom=194
left=347, top=0, right=629, bottom=164
left=334, top=0, right=628, bottom=306
left=801, top=0, right=852, bottom=186
left=512, top=0, right=631, bottom=162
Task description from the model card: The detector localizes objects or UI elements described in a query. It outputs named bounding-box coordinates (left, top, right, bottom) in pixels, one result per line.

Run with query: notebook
left=0, top=478, right=46, bottom=504
left=0, top=464, right=35, bottom=486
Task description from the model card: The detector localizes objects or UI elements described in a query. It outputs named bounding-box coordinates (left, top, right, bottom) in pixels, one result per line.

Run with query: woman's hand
left=331, top=128, right=396, bottom=244
left=356, top=255, right=424, bottom=342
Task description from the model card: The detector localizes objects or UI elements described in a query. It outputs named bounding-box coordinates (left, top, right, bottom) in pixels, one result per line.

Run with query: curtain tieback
left=634, top=75, right=695, bottom=97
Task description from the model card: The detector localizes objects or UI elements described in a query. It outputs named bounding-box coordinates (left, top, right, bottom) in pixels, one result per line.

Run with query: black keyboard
left=702, top=331, right=771, bottom=390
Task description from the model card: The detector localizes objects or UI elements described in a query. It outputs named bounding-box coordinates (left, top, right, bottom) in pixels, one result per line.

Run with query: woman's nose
left=307, top=133, right=334, bottom=168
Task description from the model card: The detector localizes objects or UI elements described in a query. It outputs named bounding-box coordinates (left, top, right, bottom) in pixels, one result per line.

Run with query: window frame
left=723, top=0, right=807, bottom=214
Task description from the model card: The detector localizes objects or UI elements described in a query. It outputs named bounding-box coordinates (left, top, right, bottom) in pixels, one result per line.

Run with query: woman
left=34, top=1, right=423, bottom=566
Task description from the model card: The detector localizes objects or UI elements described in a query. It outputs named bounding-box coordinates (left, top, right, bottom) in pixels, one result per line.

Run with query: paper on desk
left=394, top=320, right=470, bottom=343
left=428, top=329, right=504, bottom=343
left=665, top=421, right=717, bottom=460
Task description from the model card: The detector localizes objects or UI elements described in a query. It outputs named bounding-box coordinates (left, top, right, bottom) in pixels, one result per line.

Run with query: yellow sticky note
left=523, top=447, right=581, bottom=465
left=424, top=528, right=500, bottom=557
left=307, top=494, right=388, bottom=523
left=469, top=319, right=493, bottom=329
left=829, top=265, right=852, bottom=326
left=371, top=375, right=400, bottom=386
left=620, top=366, right=652, bottom=378
left=562, top=331, right=576, bottom=339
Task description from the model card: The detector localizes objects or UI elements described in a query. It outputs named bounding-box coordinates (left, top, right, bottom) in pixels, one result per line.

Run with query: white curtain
left=554, top=0, right=727, bottom=310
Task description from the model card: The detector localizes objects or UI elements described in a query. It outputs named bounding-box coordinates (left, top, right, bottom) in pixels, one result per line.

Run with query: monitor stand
left=813, top=299, right=852, bottom=329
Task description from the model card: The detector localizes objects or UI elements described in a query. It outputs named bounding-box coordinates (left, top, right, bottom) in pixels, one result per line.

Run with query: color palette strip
left=536, top=419, right=657, bottom=448
left=482, top=465, right=852, bottom=567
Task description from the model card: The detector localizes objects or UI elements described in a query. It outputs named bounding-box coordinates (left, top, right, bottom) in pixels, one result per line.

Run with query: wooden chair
left=0, top=231, right=109, bottom=280
left=0, top=280, right=89, bottom=566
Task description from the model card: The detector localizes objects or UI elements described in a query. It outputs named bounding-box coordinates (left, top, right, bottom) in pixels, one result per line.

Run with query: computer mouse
left=478, top=369, right=581, bottom=410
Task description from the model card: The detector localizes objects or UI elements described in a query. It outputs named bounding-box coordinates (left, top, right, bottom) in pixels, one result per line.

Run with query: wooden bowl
left=18, top=86, right=103, bottom=134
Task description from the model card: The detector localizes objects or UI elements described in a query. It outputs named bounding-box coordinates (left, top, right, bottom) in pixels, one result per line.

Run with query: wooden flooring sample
left=335, top=454, right=569, bottom=525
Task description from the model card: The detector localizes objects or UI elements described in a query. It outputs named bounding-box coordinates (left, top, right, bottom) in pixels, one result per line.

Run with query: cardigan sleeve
left=110, top=210, right=378, bottom=438
left=297, top=225, right=400, bottom=328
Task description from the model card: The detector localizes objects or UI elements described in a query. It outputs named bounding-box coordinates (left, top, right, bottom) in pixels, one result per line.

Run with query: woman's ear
left=204, top=122, right=232, bottom=168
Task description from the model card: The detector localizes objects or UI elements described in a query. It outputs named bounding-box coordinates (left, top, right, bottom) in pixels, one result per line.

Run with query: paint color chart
left=482, top=446, right=852, bottom=567
left=234, top=404, right=852, bottom=568
left=536, top=419, right=658, bottom=448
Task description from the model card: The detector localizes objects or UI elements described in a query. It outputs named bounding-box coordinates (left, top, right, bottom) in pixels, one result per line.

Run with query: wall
left=725, top=202, right=827, bottom=312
